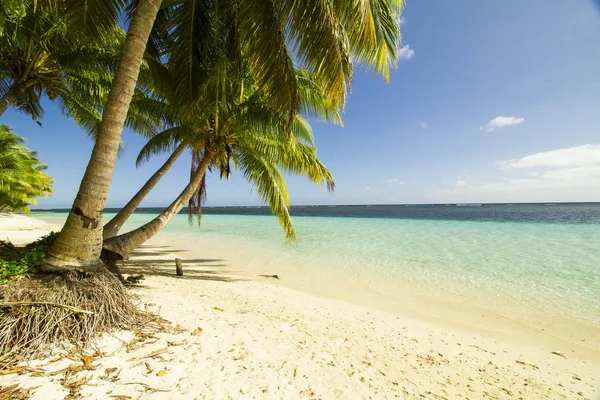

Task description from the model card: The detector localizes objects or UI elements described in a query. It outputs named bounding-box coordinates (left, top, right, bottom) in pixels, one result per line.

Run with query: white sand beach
left=1, top=214, right=599, bottom=399
left=0, top=213, right=59, bottom=245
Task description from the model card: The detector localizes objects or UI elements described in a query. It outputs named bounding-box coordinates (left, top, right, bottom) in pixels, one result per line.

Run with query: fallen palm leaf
left=190, top=327, right=203, bottom=336
left=0, top=384, right=19, bottom=393
left=81, top=355, right=94, bottom=369
left=134, top=347, right=168, bottom=360
left=0, top=366, right=44, bottom=375
left=515, top=360, right=539, bottom=370
left=551, top=351, right=567, bottom=358
left=0, top=367, right=27, bottom=375
left=49, top=364, right=81, bottom=376
left=124, top=382, right=170, bottom=393
left=100, top=367, right=120, bottom=382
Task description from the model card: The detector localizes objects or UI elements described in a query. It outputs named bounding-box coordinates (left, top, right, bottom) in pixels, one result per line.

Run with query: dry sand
left=0, top=213, right=58, bottom=245
left=1, top=214, right=598, bottom=399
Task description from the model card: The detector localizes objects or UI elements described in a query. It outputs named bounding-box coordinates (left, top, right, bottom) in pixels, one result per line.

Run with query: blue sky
left=3, top=0, right=600, bottom=208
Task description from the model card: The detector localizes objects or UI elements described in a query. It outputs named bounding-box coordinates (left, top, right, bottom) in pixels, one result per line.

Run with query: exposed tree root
left=100, top=249, right=125, bottom=282
left=0, top=270, right=144, bottom=367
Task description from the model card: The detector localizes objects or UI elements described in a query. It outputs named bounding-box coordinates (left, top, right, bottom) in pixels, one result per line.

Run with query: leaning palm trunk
left=102, top=148, right=215, bottom=262
left=103, top=144, right=186, bottom=239
left=43, top=0, right=162, bottom=273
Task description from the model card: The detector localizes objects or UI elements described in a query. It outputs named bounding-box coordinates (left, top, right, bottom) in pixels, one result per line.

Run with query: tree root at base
left=0, top=270, right=144, bottom=368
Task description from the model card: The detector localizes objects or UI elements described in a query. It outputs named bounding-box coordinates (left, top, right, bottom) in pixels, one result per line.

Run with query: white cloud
left=398, top=45, right=415, bottom=61
left=399, top=16, right=407, bottom=25
left=449, top=167, right=600, bottom=195
left=437, top=144, right=600, bottom=202
left=364, top=186, right=371, bottom=191
left=503, top=144, right=600, bottom=169
left=386, top=178, right=406, bottom=187
left=540, top=165, right=600, bottom=181
left=481, top=116, right=525, bottom=132
left=420, top=122, right=428, bottom=129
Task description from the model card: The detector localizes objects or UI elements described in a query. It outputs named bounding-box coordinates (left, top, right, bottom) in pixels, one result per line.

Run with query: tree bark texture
left=43, top=0, right=163, bottom=272
left=103, top=143, right=186, bottom=239
left=102, top=148, right=215, bottom=261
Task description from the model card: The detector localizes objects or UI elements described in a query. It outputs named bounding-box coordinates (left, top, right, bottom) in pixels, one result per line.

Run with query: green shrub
left=0, top=232, right=56, bottom=284
left=26, top=231, right=58, bottom=249
left=0, top=125, right=54, bottom=214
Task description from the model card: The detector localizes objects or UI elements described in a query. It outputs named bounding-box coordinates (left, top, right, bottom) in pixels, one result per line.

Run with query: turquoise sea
left=34, top=203, right=600, bottom=348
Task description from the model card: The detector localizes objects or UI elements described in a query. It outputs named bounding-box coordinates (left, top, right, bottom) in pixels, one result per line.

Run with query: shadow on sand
left=119, top=248, right=245, bottom=283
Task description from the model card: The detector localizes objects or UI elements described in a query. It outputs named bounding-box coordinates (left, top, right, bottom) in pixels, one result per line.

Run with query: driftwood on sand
left=259, top=274, right=279, bottom=280
left=175, top=258, right=183, bottom=276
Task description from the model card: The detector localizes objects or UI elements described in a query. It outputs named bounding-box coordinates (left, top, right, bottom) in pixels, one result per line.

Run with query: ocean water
left=34, top=203, right=600, bottom=348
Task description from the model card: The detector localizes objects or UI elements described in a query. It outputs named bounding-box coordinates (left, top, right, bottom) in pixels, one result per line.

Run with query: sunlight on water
left=35, top=206, right=600, bottom=344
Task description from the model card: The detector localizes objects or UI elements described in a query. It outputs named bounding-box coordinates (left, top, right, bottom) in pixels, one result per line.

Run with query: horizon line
left=32, top=201, right=600, bottom=211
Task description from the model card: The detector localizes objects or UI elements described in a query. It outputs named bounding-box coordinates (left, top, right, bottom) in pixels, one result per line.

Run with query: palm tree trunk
left=103, top=144, right=186, bottom=239
left=42, top=0, right=162, bottom=273
left=102, top=148, right=215, bottom=262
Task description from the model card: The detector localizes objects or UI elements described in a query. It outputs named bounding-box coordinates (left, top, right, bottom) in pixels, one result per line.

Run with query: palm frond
left=296, top=69, right=343, bottom=126
left=237, top=149, right=296, bottom=240
left=233, top=0, right=299, bottom=123
left=163, top=0, right=214, bottom=103
left=62, top=0, right=127, bottom=40
left=0, top=125, right=53, bottom=213
left=333, top=0, right=404, bottom=82
left=240, top=135, right=334, bottom=192
left=135, top=127, right=189, bottom=167
left=282, top=0, right=353, bottom=108
left=291, top=115, right=314, bottom=146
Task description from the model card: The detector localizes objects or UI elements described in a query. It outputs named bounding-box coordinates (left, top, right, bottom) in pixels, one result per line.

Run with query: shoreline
left=146, top=229, right=600, bottom=362
left=8, top=211, right=600, bottom=358
left=29, top=209, right=600, bottom=353
left=1, top=214, right=599, bottom=398
left=6, top=211, right=600, bottom=358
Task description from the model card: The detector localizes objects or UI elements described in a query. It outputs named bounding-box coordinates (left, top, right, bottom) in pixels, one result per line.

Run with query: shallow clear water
left=34, top=204, right=600, bottom=343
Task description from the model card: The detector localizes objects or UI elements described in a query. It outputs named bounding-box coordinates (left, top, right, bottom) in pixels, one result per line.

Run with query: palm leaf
left=135, top=126, right=190, bottom=167
left=0, top=125, right=53, bottom=213
left=296, top=69, right=343, bottom=125
left=237, top=149, right=296, bottom=240
left=333, top=0, right=404, bottom=82
left=62, top=0, right=127, bottom=40
left=291, top=115, right=314, bottom=146
left=163, top=0, right=214, bottom=103
left=281, top=0, right=353, bottom=108
left=233, top=0, right=299, bottom=123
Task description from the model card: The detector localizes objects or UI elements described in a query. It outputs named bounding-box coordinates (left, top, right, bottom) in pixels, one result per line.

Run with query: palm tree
left=45, top=0, right=404, bottom=272
left=102, top=118, right=334, bottom=263
left=0, top=0, right=126, bottom=122
left=42, top=0, right=163, bottom=272
left=161, top=0, right=405, bottom=119
left=101, top=67, right=337, bottom=263
left=0, top=125, right=53, bottom=213
left=102, top=66, right=340, bottom=239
